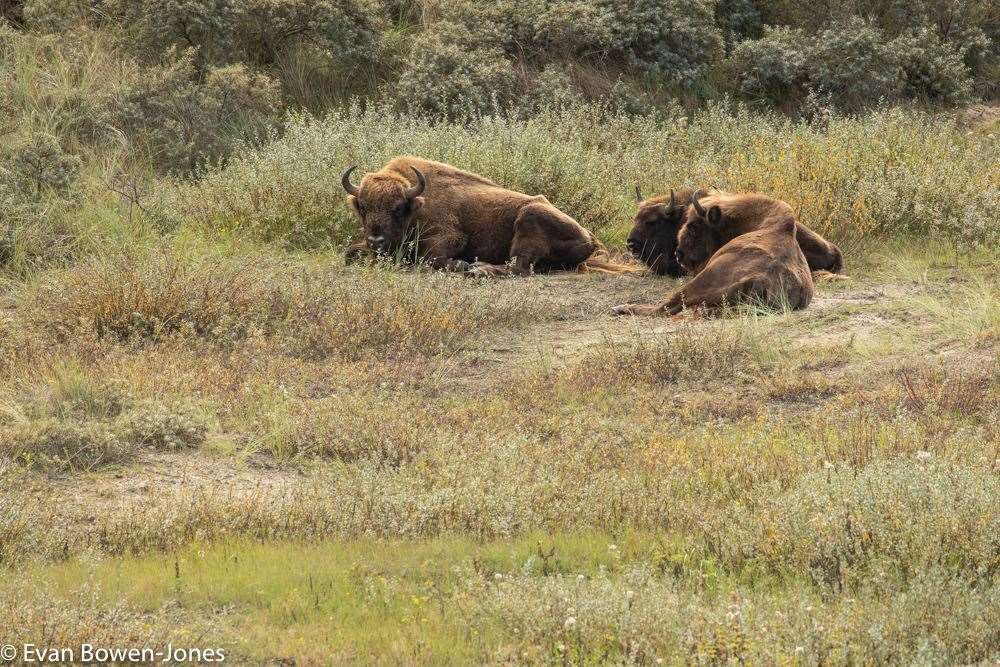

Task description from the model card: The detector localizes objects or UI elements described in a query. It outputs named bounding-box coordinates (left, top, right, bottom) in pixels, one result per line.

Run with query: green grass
left=8, top=523, right=1000, bottom=664
left=3, top=23, right=1000, bottom=662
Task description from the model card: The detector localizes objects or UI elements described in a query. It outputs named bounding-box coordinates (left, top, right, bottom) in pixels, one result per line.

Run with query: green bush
left=110, top=0, right=378, bottom=76
left=807, top=19, right=904, bottom=111
left=439, top=0, right=545, bottom=58
left=107, top=50, right=282, bottom=171
left=519, top=64, right=586, bottom=115
left=1, top=133, right=81, bottom=199
left=607, top=0, right=724, bottom=84
left=721, top=461, right=1000, bottom=589
left=533, top=1, right=615, bottom=58
left=890, top=27, right=975, bottom=104
left=395, top=22, right=517, bottom=117
left=732, top=19, right=975, bottom=112
left=731, top=26, right=809, bottom=107
left=715, top=0, right=762, bottom=52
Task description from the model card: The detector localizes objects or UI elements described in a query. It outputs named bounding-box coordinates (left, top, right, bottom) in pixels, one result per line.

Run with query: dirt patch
left=49, top=448, right=307, bottom=520
left=958, top=104, right=1000, bottom=132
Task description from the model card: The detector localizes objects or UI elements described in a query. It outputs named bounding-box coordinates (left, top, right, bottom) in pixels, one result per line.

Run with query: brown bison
left=611, top=197, right=814, bottom=316
left=626, top=189, right=843, bottom=277
left=626, top=186, right=693, bottom=277
left=341, top=156, right=635, bottom=275
left=675, top=189, right=843, bottom=276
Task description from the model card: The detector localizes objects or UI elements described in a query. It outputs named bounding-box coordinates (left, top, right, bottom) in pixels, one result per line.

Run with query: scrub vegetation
left=1, top=0, right=999, bottom=663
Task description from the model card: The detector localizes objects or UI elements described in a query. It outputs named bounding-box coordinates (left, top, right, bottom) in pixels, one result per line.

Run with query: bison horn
left=692, top=188, right=707, bottom=217
left=341, top=166, right=360, bottom=196
left=404, top=167, right=426, bottom=200
left=669, top=189, right=676, bottom=209
left=635, top=184, right=643, bottom=203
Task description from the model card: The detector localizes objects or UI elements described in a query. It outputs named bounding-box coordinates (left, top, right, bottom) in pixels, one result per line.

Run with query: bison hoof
left=610, top=304, right=636, bottom=316
left=465, top=262, right=505, bottom=278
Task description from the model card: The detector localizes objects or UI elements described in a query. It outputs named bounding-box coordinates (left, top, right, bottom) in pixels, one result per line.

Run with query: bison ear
left=706, top=206, right=723, bottom=229
left=347, top=195, right=360, bottom=214
left=410, top=196, right=425, bottom=213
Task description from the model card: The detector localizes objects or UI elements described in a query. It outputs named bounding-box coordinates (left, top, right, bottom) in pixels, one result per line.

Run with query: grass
left=4, top=214, right=1000, bottom=665
left=174, top=105, right=1000, bottom=252
left=6, top=528, right=1000, bottom=664
left=2, top=39, right=1000, bottom=659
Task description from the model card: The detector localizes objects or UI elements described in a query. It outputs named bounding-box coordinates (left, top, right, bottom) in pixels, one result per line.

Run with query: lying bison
left=612, top=194, right=814, bottom=316
left=625, top=186, right=693, bottom=277
left=626, top=189, right=843, bottom=277
left=341, top=156, right=635, bottom=275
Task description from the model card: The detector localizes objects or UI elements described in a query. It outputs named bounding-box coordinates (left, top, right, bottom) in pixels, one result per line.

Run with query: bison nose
left=368, top=235, right=388, bottom=252
left=626, top=238, right=641, bottom=254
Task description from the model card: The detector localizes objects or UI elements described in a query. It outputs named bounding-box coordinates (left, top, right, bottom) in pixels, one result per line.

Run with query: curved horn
left=341, top=166, right=360, bottom=196
left=404, top=167, right=426, bottom=200
left=691, top=188, right=707, bottom=217
left=635, top=183, right=643, bottom=203
left=669, top=189, right=676, bottom=209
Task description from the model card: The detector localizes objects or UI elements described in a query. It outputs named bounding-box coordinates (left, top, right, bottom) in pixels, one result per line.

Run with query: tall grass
left=176, top=104, right=1000, bottom=252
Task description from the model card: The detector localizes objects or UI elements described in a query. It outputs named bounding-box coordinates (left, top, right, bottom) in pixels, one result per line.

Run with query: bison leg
left=344, top=240, right=374, bottom=264
left=419, top=233, right=471, bottom=272
left=507, top=200, right=596, bottom=273
left=611, top=292, right=685, bottom=317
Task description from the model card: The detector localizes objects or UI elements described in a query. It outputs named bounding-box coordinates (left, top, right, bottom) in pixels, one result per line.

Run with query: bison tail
left=579, top=244, right=645, bottom=275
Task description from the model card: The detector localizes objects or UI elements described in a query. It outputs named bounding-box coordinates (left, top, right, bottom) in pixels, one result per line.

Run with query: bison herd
left=342, top=156, right=845, bottom=317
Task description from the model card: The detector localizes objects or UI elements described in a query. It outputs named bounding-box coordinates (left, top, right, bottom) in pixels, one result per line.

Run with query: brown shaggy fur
left=343, top=156, right=637, bottom=275
left=674, top=190, right=843, bottom=276
left=626, top=188, right=694, bottom=277
left=611, top=214, right=814, bottom=317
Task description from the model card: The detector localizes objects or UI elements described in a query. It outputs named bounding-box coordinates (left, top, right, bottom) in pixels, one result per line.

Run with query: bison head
left=342, top=165, right=427, bottom=254
left=625, top=186, right=689, bottom=277
left=675, top=189, right=724, bottom=274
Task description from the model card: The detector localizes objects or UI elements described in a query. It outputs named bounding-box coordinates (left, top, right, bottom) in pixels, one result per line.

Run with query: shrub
left=395, top=22, right=517, bottom=117
left=715, top=0, right=762, bottom=51
left=2, top=420, right=132, bottom=472
left=564, top=322, right=777, bottom=389
left=806, top=19, right=904, bottom=111
left=720, top=461, right=1000, bottom=590
left=730, top=26, right=810, bottom=107
left=252, top=393, right=437, bottom=463
left=439, top=0, right=545, bottom=58
left=282, top=264, right=541, bottom=361
left=123, top=402, right=209, bottom=451
left=0, top=133, right=81, bottom=199
left=533, top=1, right=615, bottom=58
left=889, top=27, right=975, bottom=104
left=519, top=64, right=586, bottom=115
left=21, top=0, right=90, bottom=32
left=606, top=0, right=724, bottom=84
left=106, top=50, right=282, bottom=171
left=110, top=0, right=378, bottom=76
left=27, top=246, right=281, bottom=342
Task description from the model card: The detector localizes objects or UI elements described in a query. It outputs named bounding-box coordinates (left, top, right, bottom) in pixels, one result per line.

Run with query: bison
left=611, top=195, right=814, bottom=317
left=341, top=156, right=636, bottom=276
left=676, top=189, right=843, bottom=276
left=625, top=188, right=843, bottom=277
left=625, top=186, right=693, bottom=277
